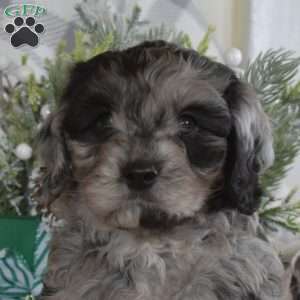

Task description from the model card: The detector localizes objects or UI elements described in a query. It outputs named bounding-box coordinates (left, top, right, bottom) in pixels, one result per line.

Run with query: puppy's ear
left=37, top=109, right=71, bottom=207
left=223, top=77, right=274, bottom=214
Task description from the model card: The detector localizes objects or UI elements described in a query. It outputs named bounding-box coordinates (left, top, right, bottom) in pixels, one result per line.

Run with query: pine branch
left=259, top=190, right=300, bottom=233
left=196, top=25, right=215, bottom=55
left=244, top=49, right=300, bottom=105
left=125, top=5, right=142, bottom=34
left=0, top=59, right=48, bottom=215
left=244, top=50, right=300, bottom=192
left=76, top=1, right=194, bottom=50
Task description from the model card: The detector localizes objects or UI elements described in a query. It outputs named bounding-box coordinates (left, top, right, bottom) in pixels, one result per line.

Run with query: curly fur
left=37, top=41, right=292, bottom=299
left=41, top=211, right=291, bottom=300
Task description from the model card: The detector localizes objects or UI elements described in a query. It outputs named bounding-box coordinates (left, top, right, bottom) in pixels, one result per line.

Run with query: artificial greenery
left=0, top=1, right=299, bottom=233
left=244, top=50, right=300, bottom=231
left=244, top=50, right=300, bottom=192
left=260, top=189, right=300, bottom=232
left=76, top=0, right=190, bottom=50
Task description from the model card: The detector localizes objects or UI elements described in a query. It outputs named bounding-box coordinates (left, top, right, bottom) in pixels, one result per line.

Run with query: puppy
left=38, top=41, right=290, bottom=299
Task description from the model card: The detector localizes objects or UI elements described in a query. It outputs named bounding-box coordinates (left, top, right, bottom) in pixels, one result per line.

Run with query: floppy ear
left=223, top=77, right=274, bottom=214
left=37, top=109, right=72, bottom=208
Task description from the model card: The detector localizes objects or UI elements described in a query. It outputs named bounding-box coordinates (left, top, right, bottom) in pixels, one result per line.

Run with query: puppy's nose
left=124, top=162, right=159, bottom=190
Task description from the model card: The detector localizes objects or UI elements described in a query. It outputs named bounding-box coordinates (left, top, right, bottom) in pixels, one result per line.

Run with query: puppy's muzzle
left=123, top=160, right=160, bottom=190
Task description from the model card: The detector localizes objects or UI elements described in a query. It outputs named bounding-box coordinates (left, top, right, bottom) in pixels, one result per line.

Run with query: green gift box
left=0, top=216, right=50, bottom=300
left=0, top=216, right=40, bottom=271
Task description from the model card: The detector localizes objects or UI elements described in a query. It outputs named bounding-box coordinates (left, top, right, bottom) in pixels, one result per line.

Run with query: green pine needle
left=245, top=50, right=300, bottom=193
left=259, top=193, right=300, bottom=233
left=197, top=25, right=215, bottom=55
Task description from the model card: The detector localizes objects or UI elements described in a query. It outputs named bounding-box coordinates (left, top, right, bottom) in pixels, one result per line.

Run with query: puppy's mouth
left=139, top=206, right=191, bottom=230
left=107, top=198, right=190, bottom=231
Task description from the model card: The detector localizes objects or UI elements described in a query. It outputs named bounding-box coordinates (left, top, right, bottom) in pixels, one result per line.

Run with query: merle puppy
left=39, top=41, right=292, bottom=299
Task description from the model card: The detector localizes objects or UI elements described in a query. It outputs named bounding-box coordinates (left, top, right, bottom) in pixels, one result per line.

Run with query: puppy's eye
left=94, top=112, right=112, bottom=129
left=179, top=115, right=198, bottom=132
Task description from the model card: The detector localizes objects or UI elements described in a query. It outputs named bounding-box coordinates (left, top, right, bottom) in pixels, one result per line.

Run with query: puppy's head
left=38, top=41, right=273, bottom=230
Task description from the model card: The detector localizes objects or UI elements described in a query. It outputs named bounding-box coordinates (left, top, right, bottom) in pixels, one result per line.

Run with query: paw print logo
left=5, top=16, right=44, bottom=47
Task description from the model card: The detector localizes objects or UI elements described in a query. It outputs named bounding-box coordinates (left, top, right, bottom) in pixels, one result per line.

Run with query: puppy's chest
left=97, top=230, right=221, bottom=300
left=108, top=245, right=197, bottom=299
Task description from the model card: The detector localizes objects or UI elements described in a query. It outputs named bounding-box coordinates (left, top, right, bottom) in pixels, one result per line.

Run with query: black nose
left=124, top=162, right=159, bottom=190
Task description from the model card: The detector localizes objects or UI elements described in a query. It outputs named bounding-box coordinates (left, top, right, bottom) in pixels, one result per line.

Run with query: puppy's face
left=39, top=41, right=274, bottom=230
left=65, top=63, right=231, bottom=229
